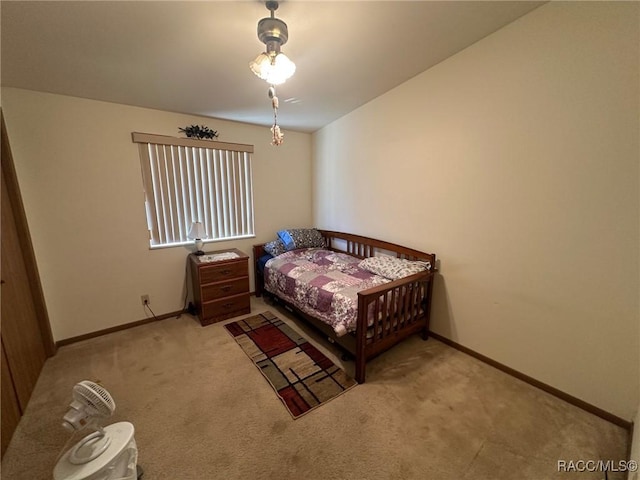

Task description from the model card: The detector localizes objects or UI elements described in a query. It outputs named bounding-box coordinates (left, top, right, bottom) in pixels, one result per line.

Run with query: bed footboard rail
left=320, top=230, right=435, bottom=264
left=354, top=271, right=434, bottom=382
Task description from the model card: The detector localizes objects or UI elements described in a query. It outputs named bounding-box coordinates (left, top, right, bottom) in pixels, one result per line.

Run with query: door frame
left=1, top=110, right=55, bottom=356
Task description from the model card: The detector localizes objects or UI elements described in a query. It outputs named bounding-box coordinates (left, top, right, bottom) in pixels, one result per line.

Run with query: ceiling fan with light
left=249, top=0, right=295, bottom=86
left=249, top=1, right=295, bottom=146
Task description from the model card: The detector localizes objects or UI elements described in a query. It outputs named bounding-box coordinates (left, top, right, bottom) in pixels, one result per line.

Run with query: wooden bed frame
left=253, top=230, right=436, bottom=383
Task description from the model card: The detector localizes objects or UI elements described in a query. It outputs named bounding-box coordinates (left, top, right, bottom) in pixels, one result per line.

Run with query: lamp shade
left=187, top=221, right=206, bottom=240
left=249, top=52, right=296, bottom=85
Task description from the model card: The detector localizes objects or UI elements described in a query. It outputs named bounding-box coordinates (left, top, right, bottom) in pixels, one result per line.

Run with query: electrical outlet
left=141, top=295, right=150, bottom=306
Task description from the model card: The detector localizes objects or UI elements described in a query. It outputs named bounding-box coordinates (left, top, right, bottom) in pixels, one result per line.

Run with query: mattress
left=263, top=248, right=391, bottom=336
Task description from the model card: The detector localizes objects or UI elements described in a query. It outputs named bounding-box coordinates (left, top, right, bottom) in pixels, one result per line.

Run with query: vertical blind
left=132, top=133, right=255, bottom=248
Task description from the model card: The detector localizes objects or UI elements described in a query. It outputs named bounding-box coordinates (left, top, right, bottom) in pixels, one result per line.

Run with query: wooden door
left=1, top=340, right=22, bottom=455
left=1, top=112, right=55, bottom=457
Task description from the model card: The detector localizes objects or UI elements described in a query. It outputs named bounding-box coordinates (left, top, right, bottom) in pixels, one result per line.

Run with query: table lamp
left=188, top=222, right=206, bottom=256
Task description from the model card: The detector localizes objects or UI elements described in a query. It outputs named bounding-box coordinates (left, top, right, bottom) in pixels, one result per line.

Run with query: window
left=132, top=132, right=255, bottom=248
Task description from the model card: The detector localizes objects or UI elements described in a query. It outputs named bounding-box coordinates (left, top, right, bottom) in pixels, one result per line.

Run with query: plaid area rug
left=224, top=311, right=357, bottom=419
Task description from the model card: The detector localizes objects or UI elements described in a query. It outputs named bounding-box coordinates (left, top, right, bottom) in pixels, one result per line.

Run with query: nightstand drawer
left=199, top=261, right=248, bottom=284
left=201, top=277, right=249, bottom=301
left=201, top=293, right=250, bottom=323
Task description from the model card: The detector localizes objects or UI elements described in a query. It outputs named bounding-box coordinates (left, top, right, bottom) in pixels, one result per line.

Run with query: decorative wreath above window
left=178, top=125, right=219, bottom=140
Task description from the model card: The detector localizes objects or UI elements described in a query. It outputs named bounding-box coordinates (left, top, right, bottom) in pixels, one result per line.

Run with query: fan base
left=54, top=422, right=137, bottom=480
left=69, top=430, right=112, bottom=464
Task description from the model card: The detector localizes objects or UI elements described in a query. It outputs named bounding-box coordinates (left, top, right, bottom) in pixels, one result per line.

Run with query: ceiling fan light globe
left=273, top=53, right=295, bottom=77
left=250, top=53, right=296, bottom=85
left=249, top=53, right=271, bottom=78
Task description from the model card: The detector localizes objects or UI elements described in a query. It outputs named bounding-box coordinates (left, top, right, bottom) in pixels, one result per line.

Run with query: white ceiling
left=1, top=1, right=544, bottom=133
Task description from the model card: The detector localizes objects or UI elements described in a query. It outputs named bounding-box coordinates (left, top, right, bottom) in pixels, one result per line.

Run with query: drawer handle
left=223, top=302, right=234, bottom=309
left=220, top=285, right=232, bottom=292
left=220, top=269, right=231, bottom=275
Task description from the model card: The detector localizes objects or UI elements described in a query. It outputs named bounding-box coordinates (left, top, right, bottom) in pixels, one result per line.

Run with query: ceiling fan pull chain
left=270, top=85, right=284, bottom=146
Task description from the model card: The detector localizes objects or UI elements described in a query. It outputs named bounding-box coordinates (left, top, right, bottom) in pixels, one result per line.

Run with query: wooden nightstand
left=189, top=248, right=250, bottom=326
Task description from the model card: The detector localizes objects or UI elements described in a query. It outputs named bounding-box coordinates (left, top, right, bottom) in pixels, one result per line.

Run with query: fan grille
left=74, top=381, right=115, bottom=417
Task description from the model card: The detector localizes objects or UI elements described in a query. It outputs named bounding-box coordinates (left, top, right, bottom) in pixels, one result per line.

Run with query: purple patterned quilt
left=264, top=248, right=391, bottom=336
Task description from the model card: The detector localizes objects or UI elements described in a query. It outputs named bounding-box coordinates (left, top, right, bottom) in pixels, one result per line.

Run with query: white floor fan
left=53, top=381, right=143, bottom=480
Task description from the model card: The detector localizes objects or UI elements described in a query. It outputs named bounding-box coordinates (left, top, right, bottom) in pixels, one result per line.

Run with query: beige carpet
left=2, top=297, right=629, bottom=479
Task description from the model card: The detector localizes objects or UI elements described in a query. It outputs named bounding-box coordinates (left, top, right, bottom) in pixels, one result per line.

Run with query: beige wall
left=313, top=2, right=639, bottom=419
left=2, top=88, right=312, bottom=341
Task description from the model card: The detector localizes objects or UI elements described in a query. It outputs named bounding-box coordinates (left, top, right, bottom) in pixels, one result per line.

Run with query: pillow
left=257, top=253, right=274, bottom=274
left=359, top=256, right=431, bottom=281
left=277, top=228, right=325, bottom=251
left=263, top=238, right=287, bottom=257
